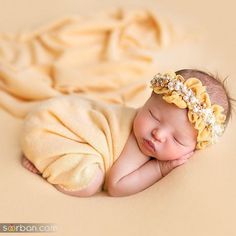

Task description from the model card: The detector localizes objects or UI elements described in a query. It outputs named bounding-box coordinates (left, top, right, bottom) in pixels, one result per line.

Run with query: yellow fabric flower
left=196, top=140, right=209, bottom=150
left=184, top=78, right=206, bottom=98
left=212, top=104, right=226, bottom=123
left=153, top=86, right=169, bottom=94
left=163, top=92, right=187, bottom=108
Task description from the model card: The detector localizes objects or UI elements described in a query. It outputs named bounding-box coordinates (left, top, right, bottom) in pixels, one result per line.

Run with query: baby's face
left=133, top=94, right=197, bottom=161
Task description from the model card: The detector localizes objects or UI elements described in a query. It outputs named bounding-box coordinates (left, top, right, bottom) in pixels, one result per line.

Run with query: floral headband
left=150, top=72, right=226, bottom=149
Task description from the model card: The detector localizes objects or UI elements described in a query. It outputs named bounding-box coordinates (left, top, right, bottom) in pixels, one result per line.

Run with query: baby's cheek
left=133, top=117, right=141, bottom=134
left=134, top=115, right=148, bottom=134
left=163, top=145, right=183, bottom=160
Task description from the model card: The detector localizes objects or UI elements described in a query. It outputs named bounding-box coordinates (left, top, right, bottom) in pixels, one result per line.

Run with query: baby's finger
left=159, top=158, right=188, bottom=177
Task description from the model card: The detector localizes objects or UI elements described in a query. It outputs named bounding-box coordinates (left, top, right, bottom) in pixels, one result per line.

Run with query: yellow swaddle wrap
left=20, top=94, right=137, bottom=191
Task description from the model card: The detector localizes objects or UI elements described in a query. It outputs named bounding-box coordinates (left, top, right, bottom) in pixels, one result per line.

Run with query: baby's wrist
left=154, top=159, right=164, bottom=178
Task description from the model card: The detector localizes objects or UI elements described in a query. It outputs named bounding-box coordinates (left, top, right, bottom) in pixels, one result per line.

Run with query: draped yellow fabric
left=0, top=8, right=178, bottom=118
left=20, top=94, right=137, bottom=191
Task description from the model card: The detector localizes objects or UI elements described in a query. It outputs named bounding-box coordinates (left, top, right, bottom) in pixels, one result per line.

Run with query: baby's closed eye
left=149, top=109, right=160, bottom=122
left=173, top=136, right=185, bottom=146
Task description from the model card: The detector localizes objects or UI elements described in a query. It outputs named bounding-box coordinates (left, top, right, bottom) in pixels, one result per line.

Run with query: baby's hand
left=157, top=151, right=194, bottom=177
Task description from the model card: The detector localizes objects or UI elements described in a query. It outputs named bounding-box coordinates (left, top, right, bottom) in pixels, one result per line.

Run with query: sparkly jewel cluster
left=150, top=72, right=226, bottom=146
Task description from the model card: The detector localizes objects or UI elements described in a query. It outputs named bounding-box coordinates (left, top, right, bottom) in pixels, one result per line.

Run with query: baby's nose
left=152, top=129, right=166, bottom=143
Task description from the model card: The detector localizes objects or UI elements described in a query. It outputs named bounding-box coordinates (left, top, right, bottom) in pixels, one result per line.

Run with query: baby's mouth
left=143, top=139, right=156, bottom=153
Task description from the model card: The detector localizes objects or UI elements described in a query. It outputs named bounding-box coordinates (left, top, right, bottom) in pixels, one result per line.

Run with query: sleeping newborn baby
left=21, top=69, right=232, bottom=197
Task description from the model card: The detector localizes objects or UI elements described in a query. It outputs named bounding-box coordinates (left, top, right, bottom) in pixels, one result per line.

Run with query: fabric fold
left=0, top=8, right=181, bottom=118
left=20, top=94, right=137, bottom=191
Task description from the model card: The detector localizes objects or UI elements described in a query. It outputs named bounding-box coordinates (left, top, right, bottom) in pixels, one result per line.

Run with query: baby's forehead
left=148, top=94, right=183, bottom=113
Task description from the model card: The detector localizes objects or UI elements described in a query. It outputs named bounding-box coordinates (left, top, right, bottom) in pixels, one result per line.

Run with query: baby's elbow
left=107, top=182, right=123, bottom=197
left=108, top=188, right=124, bottom=197
left=107, top=184, right=120, bottom=197
left=108, top=182, right=134, bottom=197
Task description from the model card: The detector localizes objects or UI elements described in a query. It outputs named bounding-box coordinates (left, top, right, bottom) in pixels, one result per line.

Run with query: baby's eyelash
left=173, top=136, right=185, bottom=146
left=149, top=110, right=160, bottom=122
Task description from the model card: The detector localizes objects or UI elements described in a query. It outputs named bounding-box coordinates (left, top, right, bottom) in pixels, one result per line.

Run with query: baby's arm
left=108, top=158, right=162, bottom=197
left=107, top=131, right=194, bottom=197
left=108, top=155, right=193, bottom=197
